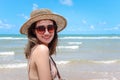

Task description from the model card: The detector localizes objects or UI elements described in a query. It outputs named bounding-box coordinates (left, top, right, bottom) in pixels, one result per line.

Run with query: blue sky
left=0, top=0, right=120, bottom=34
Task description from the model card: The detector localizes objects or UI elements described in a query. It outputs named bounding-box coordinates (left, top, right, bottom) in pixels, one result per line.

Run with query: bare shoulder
left=31, top=44, right=49, bottom=60
left=31, top=45, right=52, bottom=80
left=36, top=44, right=49, bottom=51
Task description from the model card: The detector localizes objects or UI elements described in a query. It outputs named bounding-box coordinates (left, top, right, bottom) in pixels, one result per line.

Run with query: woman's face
left=35, top=20, right=55, bottom=45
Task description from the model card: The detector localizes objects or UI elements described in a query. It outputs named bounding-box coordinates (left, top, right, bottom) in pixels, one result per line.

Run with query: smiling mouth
left=43, top=36, right=51, bottom=40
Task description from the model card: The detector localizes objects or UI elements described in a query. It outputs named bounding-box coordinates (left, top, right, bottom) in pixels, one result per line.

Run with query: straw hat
left=20, top=9, right=67, bottom=34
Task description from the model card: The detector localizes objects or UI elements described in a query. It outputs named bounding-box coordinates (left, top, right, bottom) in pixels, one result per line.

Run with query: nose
left=44, top=28, right=50, bottom=35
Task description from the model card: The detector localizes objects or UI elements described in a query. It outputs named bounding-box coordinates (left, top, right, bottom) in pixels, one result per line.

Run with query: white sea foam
left=0, top=37, right=27, bottom=40
left=57, top=46, right=79, bottom=49
left=90, top=60, right=118, bottom=64
left=0, top=61, right=69, bottom=69
left=0, top=51, right=15, bottom=56
left=90, top=77, right=118, bottom=80
left=56, top=61, right=70, bottom=65
left=90, top=78, right=118, bottom=80
left=0, top=63, right=27, bottom=69
left=53, top=60, right=119, bottom=65
left=68, top=42, right=82, bottom=45
left=1, top=36, right=120, bottom=40
left=59, top=36, right=120, bottom=40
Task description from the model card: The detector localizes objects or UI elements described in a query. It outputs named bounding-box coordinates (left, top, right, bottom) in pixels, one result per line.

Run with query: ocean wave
left=56, top=59, right=120, bottom=65
left=0, top=51, right=15, bottom=56
left=90, top=60, right=119, bottom=64
left=59, top=36, right=120, bottom=40
left=0, top=61, right=70, bottom=69
left=0, top=63, right=27, bottom=69
left=68, top=59, right=120, bottom=64
left=0, top=37, right=27, bottom=40
left=57, top=46, right=79, bottom=49
left=56, top=61, right=70, bottom=65
left=68, top=42, right=82, bottom=45
left=0, top=59, right=120, bottom=69
left=1, top=36, right=120, bottom=40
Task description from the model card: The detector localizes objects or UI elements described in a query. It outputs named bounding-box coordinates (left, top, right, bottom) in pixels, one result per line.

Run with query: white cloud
left=0, top=20, right=15, bottom=29
left=104, top=26, right=120, bottom=30
left=59, top=0, right=73, bottom=6
left=19, top=14, right=29, bottom=20
left=114, top=27, right=119, bottom=30
left=18, top=3, right=38, bottom=20
left=90, top=25, right=95, bottom=30
left=98, top=21, right=107, bottom=25
left=104, top=28, right=114, bottom=30
left=82, top=19, right=87, bottom=24
left=111, top=24, right=120, bottom=30
left=32, top=3, right=39, bottom=10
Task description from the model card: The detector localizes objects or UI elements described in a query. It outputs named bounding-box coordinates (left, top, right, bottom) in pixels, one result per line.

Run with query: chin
left=43, top=41, right=51, bottom=45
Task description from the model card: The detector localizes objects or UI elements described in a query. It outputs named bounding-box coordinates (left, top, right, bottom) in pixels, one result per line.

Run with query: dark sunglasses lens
left=48, top=25, right=55, bottom=32
left=36, top=26, right=45, bottom=33
left=35, top=25, right=55, bottom=34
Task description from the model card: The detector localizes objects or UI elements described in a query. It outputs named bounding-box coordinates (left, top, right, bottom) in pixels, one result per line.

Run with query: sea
left=0, top=34, right=120, bottom=80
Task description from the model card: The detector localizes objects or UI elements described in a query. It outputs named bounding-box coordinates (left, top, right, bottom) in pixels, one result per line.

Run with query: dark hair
left=24, top=20, right=58, bottom=59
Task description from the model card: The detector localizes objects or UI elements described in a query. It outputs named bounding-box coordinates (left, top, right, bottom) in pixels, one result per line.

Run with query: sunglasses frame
left=35, top=25, right=55, bottom=34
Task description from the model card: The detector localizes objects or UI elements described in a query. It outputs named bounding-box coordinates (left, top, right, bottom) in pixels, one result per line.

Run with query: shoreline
left=0, top=68, right=28, bottom=80
left=0, top=62, right=120, bottom=80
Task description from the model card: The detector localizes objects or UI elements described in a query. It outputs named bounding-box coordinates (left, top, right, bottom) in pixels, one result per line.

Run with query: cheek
left=35, top=31, right=41, bottom=39
left=52, top=32, right=55, bottom=39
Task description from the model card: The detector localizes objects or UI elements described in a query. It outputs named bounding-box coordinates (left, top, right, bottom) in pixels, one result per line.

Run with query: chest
left=28, top=57, right=58, bottom=80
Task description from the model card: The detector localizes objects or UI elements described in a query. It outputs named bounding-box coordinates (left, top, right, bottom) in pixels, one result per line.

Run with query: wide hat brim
left=20, top=13, right=67, bottom=34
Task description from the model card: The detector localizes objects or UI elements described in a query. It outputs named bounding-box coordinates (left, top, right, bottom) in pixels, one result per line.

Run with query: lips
left=43, top=36, right=51, bottom=40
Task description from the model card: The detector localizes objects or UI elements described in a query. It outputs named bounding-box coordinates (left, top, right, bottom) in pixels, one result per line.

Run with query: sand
left=0, top=63, right=120, bottom=80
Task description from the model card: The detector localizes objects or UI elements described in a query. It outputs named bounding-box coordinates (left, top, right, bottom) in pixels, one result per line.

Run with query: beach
left=1, top=61, right=120, bottom=80
left=0, top=68, right=27, bottom=80
left=0, top=34, right=120, bottom=80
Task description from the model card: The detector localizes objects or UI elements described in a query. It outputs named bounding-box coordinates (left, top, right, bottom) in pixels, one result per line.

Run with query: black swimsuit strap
left=50, top=56, right=61, bottom=79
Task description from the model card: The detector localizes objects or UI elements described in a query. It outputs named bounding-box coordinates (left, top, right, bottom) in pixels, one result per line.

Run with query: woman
left=20, top=9, right=67, bottom=80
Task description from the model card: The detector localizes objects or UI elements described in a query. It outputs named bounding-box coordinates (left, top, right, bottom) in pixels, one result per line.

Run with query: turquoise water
left=0, top=34, right=120, bottom=68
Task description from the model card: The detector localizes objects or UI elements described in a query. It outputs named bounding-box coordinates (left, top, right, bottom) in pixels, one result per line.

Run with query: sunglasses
left=35, top=25, right=55, bottom=34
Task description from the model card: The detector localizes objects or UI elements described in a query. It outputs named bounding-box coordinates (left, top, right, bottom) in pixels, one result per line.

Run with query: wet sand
left=0, top=68, right=28, bottom=80
left=0, top=62, right=120, bottom=80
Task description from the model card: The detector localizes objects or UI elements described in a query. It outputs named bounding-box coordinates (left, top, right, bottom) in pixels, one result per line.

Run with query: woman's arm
left=32, top=44, right=52, bottom=80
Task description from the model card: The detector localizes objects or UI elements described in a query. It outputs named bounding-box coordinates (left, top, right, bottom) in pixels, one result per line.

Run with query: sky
left=0, top=0, right=120, bottom=35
